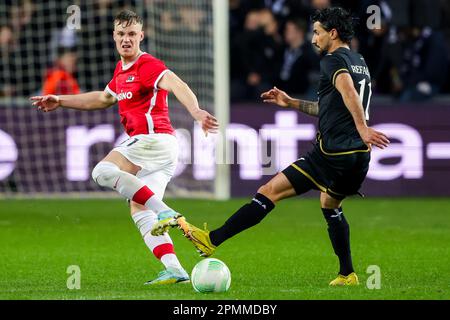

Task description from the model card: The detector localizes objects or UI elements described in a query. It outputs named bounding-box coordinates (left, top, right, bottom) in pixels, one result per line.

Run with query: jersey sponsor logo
left=117, top=91, right=133, bottom=101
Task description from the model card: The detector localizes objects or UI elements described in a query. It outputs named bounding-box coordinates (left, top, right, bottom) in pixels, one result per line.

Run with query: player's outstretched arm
left=30, top=91, right=117, bottom=112
left=158, top=71, right=219, bottom=135
left=261, top=87, right=319, bottom=117
left=334, top=73, right=390, bottom=149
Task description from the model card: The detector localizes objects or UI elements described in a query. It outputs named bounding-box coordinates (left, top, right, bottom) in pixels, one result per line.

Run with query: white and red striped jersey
left=105, top=52, right=174, bottom=136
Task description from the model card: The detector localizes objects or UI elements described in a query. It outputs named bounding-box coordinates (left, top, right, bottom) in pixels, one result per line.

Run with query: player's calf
left=92, top=161, right=172, bottom=214
left=322, top=207, right=354, bottom=276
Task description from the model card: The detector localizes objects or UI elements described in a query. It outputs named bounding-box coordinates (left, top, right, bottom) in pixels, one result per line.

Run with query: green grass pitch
left=0, top=197, right=449, bottom=300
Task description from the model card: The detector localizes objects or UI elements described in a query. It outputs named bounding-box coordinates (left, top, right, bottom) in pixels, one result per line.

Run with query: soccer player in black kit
left=153, top=7, right=390, bottom=286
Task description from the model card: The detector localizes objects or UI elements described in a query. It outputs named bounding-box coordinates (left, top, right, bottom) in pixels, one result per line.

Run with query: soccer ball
left=191, top=258, right=231, bottom=293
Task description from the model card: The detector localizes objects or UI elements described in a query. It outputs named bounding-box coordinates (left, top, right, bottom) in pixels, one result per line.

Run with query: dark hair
left=311, top=7, right=354, bottom=44
left=114, top=9, right=143, bottom=27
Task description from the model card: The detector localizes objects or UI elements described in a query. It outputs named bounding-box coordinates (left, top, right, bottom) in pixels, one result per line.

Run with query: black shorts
left=282, top=143, right=370, bottom=200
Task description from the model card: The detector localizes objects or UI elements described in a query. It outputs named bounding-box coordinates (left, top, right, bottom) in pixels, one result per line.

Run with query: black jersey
left=317, top=47, right=372, bottom=152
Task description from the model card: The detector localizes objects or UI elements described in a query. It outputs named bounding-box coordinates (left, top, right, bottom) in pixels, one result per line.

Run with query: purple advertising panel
left=229, top=103, right=450, bottom=197
left=0, top=102, right=449, bottom=197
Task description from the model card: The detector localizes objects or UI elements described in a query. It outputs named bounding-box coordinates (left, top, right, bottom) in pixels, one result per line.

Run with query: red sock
left=132, top=186, right=154, bottom=205
left=152, top=243, right=175, bottom=259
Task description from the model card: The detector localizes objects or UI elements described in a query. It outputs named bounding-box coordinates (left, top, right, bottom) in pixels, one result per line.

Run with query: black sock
left=209, top=193, right=275, bottom=247
left=322, top=207, right=354, bottom=276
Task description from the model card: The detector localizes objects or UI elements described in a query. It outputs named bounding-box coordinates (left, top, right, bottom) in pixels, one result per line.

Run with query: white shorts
left=113, top=133, right=178, bottom=199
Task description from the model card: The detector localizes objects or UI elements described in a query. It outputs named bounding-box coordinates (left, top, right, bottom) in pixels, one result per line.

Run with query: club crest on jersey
left=126, top=75, right=135, bottom=82
left=117, top=91, right=133, bottom=101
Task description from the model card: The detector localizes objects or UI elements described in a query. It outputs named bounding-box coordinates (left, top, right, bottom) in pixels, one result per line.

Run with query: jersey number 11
left=358, top=79, right=372, bottom=121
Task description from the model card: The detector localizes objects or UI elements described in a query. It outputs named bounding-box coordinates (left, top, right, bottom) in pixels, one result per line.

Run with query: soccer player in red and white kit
left=30, top=10, right=218, bottom=284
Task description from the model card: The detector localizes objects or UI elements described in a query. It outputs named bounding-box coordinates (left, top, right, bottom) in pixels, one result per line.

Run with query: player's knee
left=320, top=192, right=342, bottom=209
left=92, top=161, right=120, bottom=187
left=257, top=183, right=277, bottom=202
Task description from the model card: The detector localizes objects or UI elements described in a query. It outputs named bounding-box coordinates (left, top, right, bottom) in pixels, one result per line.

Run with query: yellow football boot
left=177, top=218, right=216, bottom=257
left=150, top=209, right=183, bottom=236
left=329, top=272, right=359, bottom=286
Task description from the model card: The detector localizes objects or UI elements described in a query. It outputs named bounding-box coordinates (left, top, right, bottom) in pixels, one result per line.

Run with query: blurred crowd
left=230, top=0, right=450, bottom=102
left=0, top=0, right=129, bottom=98
left=0, top=0, right=449, bottom=103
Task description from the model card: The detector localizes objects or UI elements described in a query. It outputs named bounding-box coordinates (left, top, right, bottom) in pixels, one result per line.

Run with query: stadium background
left=0, top=0, right=449, bottom=300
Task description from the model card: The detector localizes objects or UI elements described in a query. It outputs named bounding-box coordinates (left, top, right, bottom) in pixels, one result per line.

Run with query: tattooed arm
left=261, top=86, right=318, bottom=117
left=287, top=99, right=319, bottom=117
